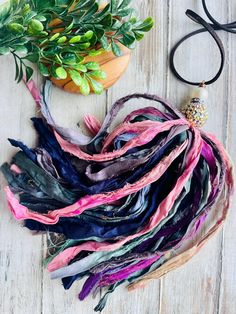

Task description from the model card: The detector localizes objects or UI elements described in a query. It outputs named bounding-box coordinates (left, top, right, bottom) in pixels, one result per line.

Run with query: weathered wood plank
left=0, top=57, right=42, bottom=314
left=161, top=1, right=230, bottom=314
left=218, top=1, right=236, bottom=313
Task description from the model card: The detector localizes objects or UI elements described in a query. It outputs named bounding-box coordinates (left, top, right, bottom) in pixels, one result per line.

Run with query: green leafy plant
left=0, top=0, right=154, bottom=95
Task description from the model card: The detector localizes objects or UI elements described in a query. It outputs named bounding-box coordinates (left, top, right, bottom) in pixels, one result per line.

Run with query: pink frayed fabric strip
left=25, top=79, right=41, bottom=106
left=1, top=80, right=234, bottom=311
left=83, top=114, right=102, bottom=136
left=5, top=139, right=189, bottom=224
left=10, top=164, right=22, bottom=174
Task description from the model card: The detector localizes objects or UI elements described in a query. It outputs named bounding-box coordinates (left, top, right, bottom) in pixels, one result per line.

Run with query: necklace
left=169, top=0, right=235, bottom=128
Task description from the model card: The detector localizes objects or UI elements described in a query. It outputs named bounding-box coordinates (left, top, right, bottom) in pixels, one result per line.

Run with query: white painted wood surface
left=0, top=1, right=235, bottom=313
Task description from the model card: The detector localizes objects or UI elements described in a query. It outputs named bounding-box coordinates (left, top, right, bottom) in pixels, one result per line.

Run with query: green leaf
left=17, top=62, right=23, bottom=83
left=76, top=42, right=91, bottom=49
left=69, top=35, right=81, bottom=44
left=74, top=64, right=87, bottom=72
left=39, top=38, right=48, bottom=45
left=61, top=52, right=77, bottom=65
left=17, top=38, right=30, bottom=45
left=24, top=42, right=34, bottom=53
left=33, top=0, right=56, bottom=11
left=38, top=31, right=48, bottom=37
left=88, top=32, right=97, bottom=47
left=80, top=77, right=90, bottom=95
left=10, top=0, right=19, bottom=10
left=88, top=49, right=103, bottom=57
left=50, top=64, right=58, bottom=78
left=57, top=36, right=67, bottom=43
left=84, top=62, right=100, bottom=71
left=74, top=54, right=84, bottom=63
left=13, top=54, right=19, bottom=80
left=120, top=33, right=135, bottom=47
left=53, top=0, right=75, bottom=14
left=89, top=70, right=106, bottom=79
left=119, top=22, right=132, bottom=33
left=94, top=3, right=110, bottom=20
left=56, top=0, right=73, bottom=4
left=35, top=14, right=47, bottom=21
left=55, top=66, right=67, bottom=79
left=93, top=27, right=105, bottom=39
left=82, top=3, right=99, bottom=20
left=112, top=19, right=122, bottom=30
left=11, top=14, right=24, bottom=24
left=73, top=0, right=95, bottom=10
left=100, top=35, right=109, bottom=50
left=117, top=8, right=133, bottom=17
left=49, top=33, right=60, bottom=41
left=111, top=0, right=119, bottom=13
left=133, top=17, right=154, bottom=32
left=99, top=14, right=112, bottom=27
left=64, top=20, right=74, bottom=33
left=111, top=41, right=121, bottom=57
left=22, top=4, right=31, bottom=16
left=69, top=69, right=83, bottom=86
left=12, top=45, right=28, bottom=54
left=81, top=30, right=94, bottom=41
left=127, top=42, right=135, bottom=50
left=24, top=10, right=38, bottom=22
left=118, top=0, right=132, bottom=9
left=0, top=5, right=10, bottom=25
left=0, top=47, right=10, bottom=55
left=134, top=31, right=144, bottom=41
left=129, top=17, right=137, bottom=24
left=54, top=54, right=63, bottom=64
left=25, top=66, right=33, bottom=81
left=88, top=77, right=103, bottom=94
left=38, top=62, right=50, bottom=76
left=7, top=23, right=24, bottom=34
left=28, top=19, right=44, bottom=33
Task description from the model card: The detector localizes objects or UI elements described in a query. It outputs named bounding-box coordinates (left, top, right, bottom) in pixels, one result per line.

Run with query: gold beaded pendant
left=181, top=83, right=208, bottom=128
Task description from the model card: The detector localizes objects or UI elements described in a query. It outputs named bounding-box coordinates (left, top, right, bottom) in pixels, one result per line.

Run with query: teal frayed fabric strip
left=1, top=81, right=234, bottom=312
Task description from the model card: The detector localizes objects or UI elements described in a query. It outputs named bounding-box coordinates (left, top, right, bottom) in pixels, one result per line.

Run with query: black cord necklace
left=169, top=0, right=235, bottom=127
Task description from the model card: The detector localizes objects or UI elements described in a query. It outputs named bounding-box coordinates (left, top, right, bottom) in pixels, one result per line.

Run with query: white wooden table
left=0, top=1, right=235, bottom=313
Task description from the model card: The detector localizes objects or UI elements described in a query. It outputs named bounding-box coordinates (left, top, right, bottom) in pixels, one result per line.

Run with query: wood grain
left=0, top=1, right=235, bottom=313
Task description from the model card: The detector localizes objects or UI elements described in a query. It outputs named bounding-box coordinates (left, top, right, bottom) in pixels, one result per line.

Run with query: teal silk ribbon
left=1, top=81, right=234, bottom=312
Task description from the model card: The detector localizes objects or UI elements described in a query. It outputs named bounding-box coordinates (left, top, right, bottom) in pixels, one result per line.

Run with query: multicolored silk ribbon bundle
left=1, top=81, right=234, bottom=311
